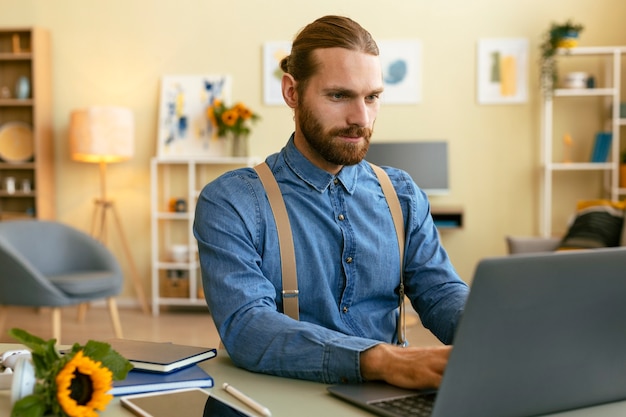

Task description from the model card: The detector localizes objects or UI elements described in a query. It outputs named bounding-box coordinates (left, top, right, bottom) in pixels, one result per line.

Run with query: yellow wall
left=1, top=0, right=625, bottom=303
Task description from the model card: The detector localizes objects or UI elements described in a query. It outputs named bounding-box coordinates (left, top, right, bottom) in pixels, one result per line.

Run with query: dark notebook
left=106, top=338, right=217, bottom=373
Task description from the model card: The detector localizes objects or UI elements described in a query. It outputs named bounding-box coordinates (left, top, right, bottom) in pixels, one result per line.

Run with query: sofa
left=507, top=200, right=626, bottom=255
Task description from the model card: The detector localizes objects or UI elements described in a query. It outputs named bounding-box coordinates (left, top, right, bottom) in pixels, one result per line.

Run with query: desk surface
left=2, top=344, right=626, bottom=417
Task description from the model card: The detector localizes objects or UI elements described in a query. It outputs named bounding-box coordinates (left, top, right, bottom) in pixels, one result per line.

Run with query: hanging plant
left=540, top=19, right=584, bottom=96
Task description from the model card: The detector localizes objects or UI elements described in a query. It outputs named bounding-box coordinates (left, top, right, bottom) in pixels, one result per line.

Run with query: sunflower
left=233, top=102, right=253, bottom=120
left=55, top=351, right=114, bottom=417
left=8, top=328, right=132, bottom=417
left=221, top=109, right=239, bottom=127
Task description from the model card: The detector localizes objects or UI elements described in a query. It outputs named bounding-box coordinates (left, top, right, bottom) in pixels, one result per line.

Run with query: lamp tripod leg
left=91, top=200, right=108, bottom=244
left=109, top=203, right=150, bottom=315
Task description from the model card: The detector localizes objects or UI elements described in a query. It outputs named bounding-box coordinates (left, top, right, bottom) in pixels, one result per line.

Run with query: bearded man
left=194, top=15, right=469, bottom=389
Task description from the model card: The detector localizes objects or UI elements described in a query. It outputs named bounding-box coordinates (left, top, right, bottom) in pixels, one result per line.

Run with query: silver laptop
left=328, top=247, right=626, bottom=417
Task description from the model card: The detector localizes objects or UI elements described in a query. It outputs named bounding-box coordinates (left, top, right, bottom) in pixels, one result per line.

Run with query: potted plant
left=206, top=100, right=260, bottom=157
left=540, top=20, right=584, bottom=95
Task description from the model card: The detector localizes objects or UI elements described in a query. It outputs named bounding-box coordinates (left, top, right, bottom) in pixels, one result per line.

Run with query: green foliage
left=540, top=19, right=585, bottom=95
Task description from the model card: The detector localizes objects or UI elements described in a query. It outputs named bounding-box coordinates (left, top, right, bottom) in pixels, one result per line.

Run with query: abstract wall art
left=157, top=74, right=232, bottom=159
left=263, top=41, right=291, bottom=105
left=477, top=38, right=529, bottom=104
left=378, top=40, right=422, bottom=104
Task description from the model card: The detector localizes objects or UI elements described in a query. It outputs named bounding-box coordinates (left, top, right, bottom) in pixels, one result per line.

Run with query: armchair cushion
left=49, top=271, right=120, bottom=297
left=557, top=200, right=626, bottom=250
left=506, top=236, right=561, bottom=254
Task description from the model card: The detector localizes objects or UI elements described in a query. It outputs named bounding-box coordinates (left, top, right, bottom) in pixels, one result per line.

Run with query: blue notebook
left=110, top=364, right=214, bottom=396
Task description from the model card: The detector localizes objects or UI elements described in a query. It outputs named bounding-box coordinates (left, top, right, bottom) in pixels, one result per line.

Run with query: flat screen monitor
left=365, top=141, right=449, bottom=195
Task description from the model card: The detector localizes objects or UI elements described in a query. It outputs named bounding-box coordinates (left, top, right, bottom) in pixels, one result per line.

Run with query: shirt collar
left=283, top=134, right=359, bottom=195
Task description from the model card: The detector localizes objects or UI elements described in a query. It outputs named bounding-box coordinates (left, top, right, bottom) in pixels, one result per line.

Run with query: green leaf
left=10, top=394, right=46, bottom=417
left=8, top=328, right=46, bottom=351
left=82, top=340, right=133, bottom=380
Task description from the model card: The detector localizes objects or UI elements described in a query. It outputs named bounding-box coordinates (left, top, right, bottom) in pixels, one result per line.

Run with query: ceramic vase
left=15, top=76, right=30, bottom=99
left=232, top=135, right=248, bottom=157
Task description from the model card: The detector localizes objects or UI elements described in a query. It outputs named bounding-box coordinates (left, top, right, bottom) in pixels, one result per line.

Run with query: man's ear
left=281, top=73, right=298, bottom=109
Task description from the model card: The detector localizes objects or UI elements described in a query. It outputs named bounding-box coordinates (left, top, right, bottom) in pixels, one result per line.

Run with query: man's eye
left=331, top=92, right=345, bottom=100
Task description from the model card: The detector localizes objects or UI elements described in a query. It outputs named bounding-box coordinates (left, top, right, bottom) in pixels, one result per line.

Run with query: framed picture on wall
left=477, top=38, right=529, bottom=104
left=157, top=74, right=232, bottom=159
left=263, top=41, right=291, bottom=105
left=378, top=39, right=422, bottom=104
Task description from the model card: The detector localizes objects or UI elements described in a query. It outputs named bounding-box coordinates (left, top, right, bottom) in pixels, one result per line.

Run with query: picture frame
left=263, top=41, right=291, bottom=106
left=477, top=38, right=529, bottom=104
left=378, top=39, right=422, bottom=104
left=157, top=74, right=232, bottom=159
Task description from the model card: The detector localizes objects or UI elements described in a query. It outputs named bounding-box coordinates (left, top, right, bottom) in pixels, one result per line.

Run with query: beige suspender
left=254, top=162, right=300, bottom=320
left=254, top=162, right=406, bottom=345
left=369, top=164, right=407, bottom=346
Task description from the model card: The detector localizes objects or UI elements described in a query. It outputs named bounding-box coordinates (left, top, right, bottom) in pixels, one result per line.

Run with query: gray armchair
left=0, top=220, right=124, bottom=343
left=506, top=236, right=561, bottom=255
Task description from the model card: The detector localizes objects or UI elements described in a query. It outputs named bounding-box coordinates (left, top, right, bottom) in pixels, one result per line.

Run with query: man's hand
left=360, top=344, right=452, bottom=389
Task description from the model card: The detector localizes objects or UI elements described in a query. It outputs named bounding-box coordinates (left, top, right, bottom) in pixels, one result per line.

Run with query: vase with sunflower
left=8, top=328, right=132, bottom=417
left=206, top=100, right=260, bottom=157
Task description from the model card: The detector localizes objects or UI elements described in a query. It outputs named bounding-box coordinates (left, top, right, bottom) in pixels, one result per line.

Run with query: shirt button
left=342, top=306, right=348, bottom=313
left=333, top=178, right=339, bottom=185
left=338, top=214, right=345, bottom=221
left=346, top=257, right=353, bottom=263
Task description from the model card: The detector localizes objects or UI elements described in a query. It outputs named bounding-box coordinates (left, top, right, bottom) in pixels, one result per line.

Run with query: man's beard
left=298, top=103, right=373, bottom=166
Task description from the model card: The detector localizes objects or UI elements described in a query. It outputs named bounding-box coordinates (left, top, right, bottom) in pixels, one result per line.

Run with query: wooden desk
left=2, top=344, right=626, bottom=416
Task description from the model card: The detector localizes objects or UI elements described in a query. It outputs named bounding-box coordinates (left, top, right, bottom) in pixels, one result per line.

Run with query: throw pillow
left=557, top=200, right=626, bottom=251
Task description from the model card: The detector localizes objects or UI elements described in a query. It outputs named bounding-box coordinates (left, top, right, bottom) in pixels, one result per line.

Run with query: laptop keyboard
left=370, top=392, right=436, bottom=417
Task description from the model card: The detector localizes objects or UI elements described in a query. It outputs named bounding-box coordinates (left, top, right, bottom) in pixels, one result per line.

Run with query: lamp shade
left=69, top=106, right=134, bottom=163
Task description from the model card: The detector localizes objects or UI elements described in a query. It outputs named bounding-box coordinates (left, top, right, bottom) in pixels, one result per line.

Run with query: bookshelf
left=0, top=27, right=54, bottom=221
left=541, top=46, right=626, bottom=236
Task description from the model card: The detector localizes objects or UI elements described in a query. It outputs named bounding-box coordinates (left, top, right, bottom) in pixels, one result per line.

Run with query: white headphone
left=1, top=349, right=35, bottom=403
left=1, top=349, right=31, bottom=371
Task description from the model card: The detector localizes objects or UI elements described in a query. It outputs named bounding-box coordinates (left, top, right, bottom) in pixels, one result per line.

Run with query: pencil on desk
left=223, top=382, right=272, bottom=417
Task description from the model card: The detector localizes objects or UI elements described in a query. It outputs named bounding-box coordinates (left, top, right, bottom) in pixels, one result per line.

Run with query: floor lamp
left=69, top=106, right=150, bottom=314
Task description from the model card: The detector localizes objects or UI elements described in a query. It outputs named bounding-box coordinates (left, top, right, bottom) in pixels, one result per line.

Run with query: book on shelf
left=105, top=338, right=217, bottom=373
left=110, top=364, right=213, bottom=396
left=590, top=132, right=612, bottom=163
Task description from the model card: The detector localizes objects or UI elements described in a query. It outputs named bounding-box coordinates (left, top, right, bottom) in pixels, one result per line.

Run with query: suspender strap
left=254, top=162, right=300, bottom=320
left=369, top=163, right=407, bottom=346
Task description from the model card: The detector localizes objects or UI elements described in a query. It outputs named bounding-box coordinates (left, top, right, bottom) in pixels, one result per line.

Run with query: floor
left=0, top=305, right=442, bottom=348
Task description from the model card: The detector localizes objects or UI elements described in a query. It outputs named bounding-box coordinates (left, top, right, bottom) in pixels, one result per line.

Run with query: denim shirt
left=193, top=136, right=469, bottom=384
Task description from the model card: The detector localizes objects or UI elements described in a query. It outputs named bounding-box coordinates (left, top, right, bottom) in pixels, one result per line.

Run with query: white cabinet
left=541, top=46, right=626, bottom=237
left=150, top=156, right=259, bottom=315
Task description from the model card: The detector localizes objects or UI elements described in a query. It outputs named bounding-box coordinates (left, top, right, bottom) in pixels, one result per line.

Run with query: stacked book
left=105, top=338, right=217, bottom=396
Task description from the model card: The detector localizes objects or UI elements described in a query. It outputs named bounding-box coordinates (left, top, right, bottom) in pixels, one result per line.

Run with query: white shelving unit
left=150, top=156, right=259, bottom=315
left=541, top=45, right=626, bottom=237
